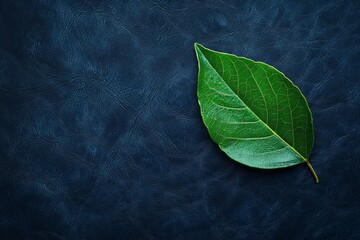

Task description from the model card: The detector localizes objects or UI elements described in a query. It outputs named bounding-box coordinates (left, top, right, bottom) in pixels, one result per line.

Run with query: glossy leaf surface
left=195, top=43, right=318, bottom=182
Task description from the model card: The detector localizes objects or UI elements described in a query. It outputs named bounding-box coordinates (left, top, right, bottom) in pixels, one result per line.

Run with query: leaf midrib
left=196, top=45, right=307, bottom=162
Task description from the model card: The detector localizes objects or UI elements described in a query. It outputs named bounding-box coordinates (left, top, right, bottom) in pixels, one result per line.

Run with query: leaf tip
left=194, top=42, right=206, bottom=50
left=194, top=43, right=204, bottom=61
left=194, top=42, right=200, bottom=51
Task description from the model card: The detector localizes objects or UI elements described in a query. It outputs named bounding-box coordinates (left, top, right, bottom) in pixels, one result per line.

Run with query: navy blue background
left=1, top=0, right=359, bottom=239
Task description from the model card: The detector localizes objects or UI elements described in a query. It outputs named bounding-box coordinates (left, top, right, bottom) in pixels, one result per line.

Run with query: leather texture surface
left=0, top=0, right=359, bottom=239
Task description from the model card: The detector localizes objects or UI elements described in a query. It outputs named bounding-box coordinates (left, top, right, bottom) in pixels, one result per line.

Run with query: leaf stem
left=304, top=160, right=319, bottom=183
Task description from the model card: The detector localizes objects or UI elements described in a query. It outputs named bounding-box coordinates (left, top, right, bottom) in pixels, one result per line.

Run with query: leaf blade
left=195, top=43, right=318, bottom=182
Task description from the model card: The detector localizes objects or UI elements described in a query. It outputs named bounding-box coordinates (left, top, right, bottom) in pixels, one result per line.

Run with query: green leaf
left=194, top=43, right=319, bottom=183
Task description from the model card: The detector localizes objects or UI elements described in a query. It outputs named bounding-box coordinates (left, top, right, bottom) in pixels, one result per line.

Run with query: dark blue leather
left=1, top=0, right=359, bottom=239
